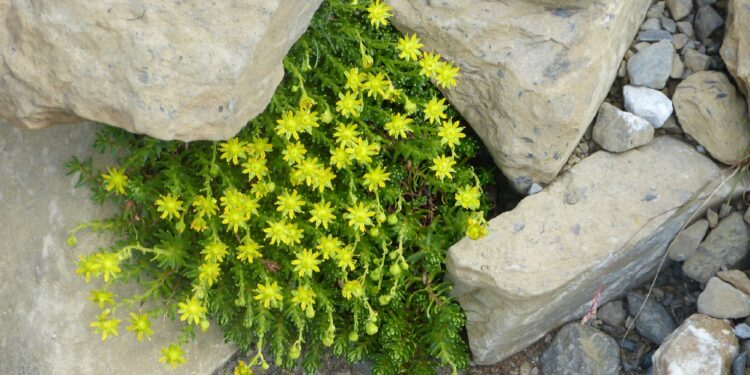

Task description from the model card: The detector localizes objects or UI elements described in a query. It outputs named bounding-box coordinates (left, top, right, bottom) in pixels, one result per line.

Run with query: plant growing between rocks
left=65, top=1, right=496, bottom=373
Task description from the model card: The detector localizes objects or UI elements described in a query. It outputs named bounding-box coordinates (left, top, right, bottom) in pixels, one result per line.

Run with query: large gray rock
left=694, top=5, right=725, bottom=42
left=0, top=122, right=235, bottom=374
left=653, top=314, right=738, bottom=375
left=539, top=323, right=620, bottom=375
left=697, top=277, right=750, bottom=319
left=673, top=71, right=750, bottom=165
left=446, top=137, right=731, bottom=364
left=721, top=0, right=750, bottom=110
left=683, top=212, right=750, bottom=283
left=592, top=102, right=654, bottom=153
left=0, top=1, right=322, bottom=141
left=389, top=0, right=650, bottom=192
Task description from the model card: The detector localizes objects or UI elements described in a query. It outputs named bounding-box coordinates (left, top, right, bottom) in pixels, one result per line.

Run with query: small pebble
left=735, top=323, right=750, bottom=340
left=620, top=338, right=638, bottom=352
left=707, top=208, right=719, bottom=228
left=660, top=17, right=676, bottom=33
left=528, top=183, right=542, bottom=195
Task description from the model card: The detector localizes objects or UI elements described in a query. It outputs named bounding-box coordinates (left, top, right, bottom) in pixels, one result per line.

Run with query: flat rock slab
left=0, top=1, right=322, bottom=141
left=389, top=0, right=650, bottom=192
left=447, top=136, right=730, bottom=364
left=0, top=122, right=235, bottom=374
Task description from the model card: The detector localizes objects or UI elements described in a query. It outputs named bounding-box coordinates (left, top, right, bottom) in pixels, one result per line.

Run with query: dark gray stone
left=683, top=212, right=750, bottom=283
left=637, top=29, right=674, bottom=42
left=627, top=292, right=677, bottom=344
left=540, top=323, right=620, bottom=375
left=733, top=352, right=747, bottom=375
left=694, top=5, right=724, bottom=41
left=660, top=17, right=677, bottom=33
left=627, top=40, right=674, bottom=89
left=598, top=300, right=628, bottom=327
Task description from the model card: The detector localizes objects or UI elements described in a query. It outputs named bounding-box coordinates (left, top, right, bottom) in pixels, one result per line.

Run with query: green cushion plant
left=66, top=1, right=494, bottom=373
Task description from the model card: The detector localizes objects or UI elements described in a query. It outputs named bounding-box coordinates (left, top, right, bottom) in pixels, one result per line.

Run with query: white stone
left=447, top=137, right=730, bottom=364
left=653, top=314, right=738, bottom=375
left=624, top=85, right=674, bottom=128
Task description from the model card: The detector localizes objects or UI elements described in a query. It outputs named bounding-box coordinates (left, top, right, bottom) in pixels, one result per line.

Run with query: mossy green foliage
left=66, top=1, right=496, bottom=373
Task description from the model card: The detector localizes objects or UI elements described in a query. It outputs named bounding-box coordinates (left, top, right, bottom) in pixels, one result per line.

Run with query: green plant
left=67, top=1, right=494, bottom=373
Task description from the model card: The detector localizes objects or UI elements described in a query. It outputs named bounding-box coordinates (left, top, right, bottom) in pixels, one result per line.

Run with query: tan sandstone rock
left=673, top=71, right=750, bottom=165
left=653, top=314, right=738, bottom=375
left=0, top=1, right=322, bottom=141
left=721, top=0, right=750, bottom=110
left=389, top=0, right=650, bottom=192
left=447, top=137, right=733, bottom=364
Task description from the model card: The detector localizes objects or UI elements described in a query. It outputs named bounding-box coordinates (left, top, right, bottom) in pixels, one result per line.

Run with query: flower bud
left=387, top=214, right=398, bottom=225
left=305, top=305, right=315, bottom=319
left=389, top=263, right=402, bottom=277
left=361, top=54, right=374, bottom=68
left=66, top=235, right=78, bottom=247
left=378, top=295, right=391, bottom=305
left=348, top=332, right=359, bottom=342
left=365, top=321, right=378, bottom=335
left=377, top=212, right=387, bottom=223
left=321, top=109, right=334, bottom=124
left=289, top=343, right=301, bottom=360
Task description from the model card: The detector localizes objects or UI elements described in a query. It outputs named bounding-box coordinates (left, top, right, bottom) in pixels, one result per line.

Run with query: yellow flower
left=364, top=72, right=389, bottom=98
left=363, top=165, right=390, bottom=192
left=455, top=185, right=482, bottom=210
left=276, top=190, right=305, bottom=219
left=342, top=279, right=364, bottom=300
left=90, top=310, right=120, bottom=341
left=367, top=0, right=392, bottom=28
left=397, top=34, right=423, bottom=61
left=177, top=296, right=206, bottom=325
left=438, top=119, right=466, bottom=149
left=336, top=245, right=357, bottom=271
left=241, top=157, right=268, bottom=181
left=263, top=220, right=303, bottom=246
left=155, top=193, right=183, bottom=220
left=190, top=216, right=208, bottom=232
left=198, top=261, right=220, bottom=286
left=291, top=249, right=322, bottom=278
left=159, top=344, right=186, bottom=369
left=102, top=167, right=128, bottom=195
left=192, top=195, right=218, bottom=217
left=88, top=289, right=115, bottom=309
left=291, top=285, right=316, bottom=311
left=330, top=145, right=354, bottom=169
left=344, top=202, right=375, bottom=232
left=419, top=51, right=442, bottom=78
left=202, top=241, right=228, bottom=263
left=96, top=252, right=121, bottom=282
left=346, top=138, right=380, bottom=164
left=221, top=207, right=248, bottom=233
left=248, top=137, right=273, bottom=158
left=237, top=238, right=263, bottom=263
left=431, top=155, right=456, bottom=181
left=276, top=110, right=305, bottom=140
left=423, top=97, right=447, bottom=124
left=335, top=91, right=362, bottom=118
left=127, top=312, right=153, bottom=341
left=344, top=67, right=366, bottom=92
left=297, top=108, right=319, bottom=132
left=75, top=254, right=101, bottom=283
left=250, top=181, right=276, bottom=198
left=316, top=235, right=343, bottom=260
left=309, top=200, right=336, bottom=229
left=466, top=215, right=488, bottom=240
left=254, top=280, right=283, bottom=309
left=282, top=142, right=307, bottom=165
left=219, top=137, right=247, bottom=165
left=384, top=113, right=413, bottom=139
left=333, top=123, right=361, bottom=147
left=234, top=360, right=253, bottom=375
left=435, top=61, right=460, bottom=89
